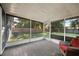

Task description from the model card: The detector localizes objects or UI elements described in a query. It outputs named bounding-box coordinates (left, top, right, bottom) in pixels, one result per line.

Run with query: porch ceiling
left=1, top=3, right=79, bottom=23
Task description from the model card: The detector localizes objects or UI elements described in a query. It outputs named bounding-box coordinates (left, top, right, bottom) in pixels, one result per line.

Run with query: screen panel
left=7, top=16, right=30, bottom=43
left=31, top=20, right=43, bottom=38
left=65, top=18, right=79, bottom=42
left=43, top=22, right=50, bottom=39
left=51, top=20, right=64, bottom=41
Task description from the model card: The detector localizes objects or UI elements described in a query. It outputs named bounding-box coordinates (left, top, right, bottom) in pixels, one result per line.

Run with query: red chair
left=59, top=36, right=79, bottom=56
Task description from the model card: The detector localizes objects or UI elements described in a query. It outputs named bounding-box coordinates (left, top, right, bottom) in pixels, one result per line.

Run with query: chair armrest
left=68, top=46, right=79, bottom=50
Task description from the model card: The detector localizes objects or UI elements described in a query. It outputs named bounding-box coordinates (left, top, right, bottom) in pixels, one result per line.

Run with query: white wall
left=0, top=6, right=2, bottom=54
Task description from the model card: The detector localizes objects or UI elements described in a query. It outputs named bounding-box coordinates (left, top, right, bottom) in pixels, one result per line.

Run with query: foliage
left=16, top=18, right=30, bottom=28
left=32, top=21, right=43, bottom=31
left=71, top=20, right=76, bottom=29
left=51, top=20, right=64, bottom=32
left=71, top=19, right=79, bottom=29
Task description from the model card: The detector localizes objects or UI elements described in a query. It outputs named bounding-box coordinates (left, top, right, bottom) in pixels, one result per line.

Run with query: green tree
left=16, top=18, right=30, bottom=28
left=75, top=20, right=79, bottom=28
left=51, top=20, right=64, bottom=32
left=71, top=19, right=79, bottom=29
left=32, top=21, right=43, bottom=31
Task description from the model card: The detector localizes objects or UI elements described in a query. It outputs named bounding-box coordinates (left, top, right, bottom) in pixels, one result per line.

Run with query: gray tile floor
left=2, top=39, right=61, bottom=56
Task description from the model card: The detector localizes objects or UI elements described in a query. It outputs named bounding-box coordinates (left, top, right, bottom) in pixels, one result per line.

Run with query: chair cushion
left=70, top=38, right=79, bottom=48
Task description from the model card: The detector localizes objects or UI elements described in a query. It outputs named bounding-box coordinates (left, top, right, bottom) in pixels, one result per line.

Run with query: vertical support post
left=43, top=23, right=45, bottom=39
left=49, top=21, right=51, bottom=40
left=64, top=19, right=66, bottom=42
left=30, top=19, right=32, bottom=42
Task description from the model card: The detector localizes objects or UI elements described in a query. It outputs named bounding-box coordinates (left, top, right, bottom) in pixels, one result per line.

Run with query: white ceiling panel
left=2, top=3, right=79, bottom=22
